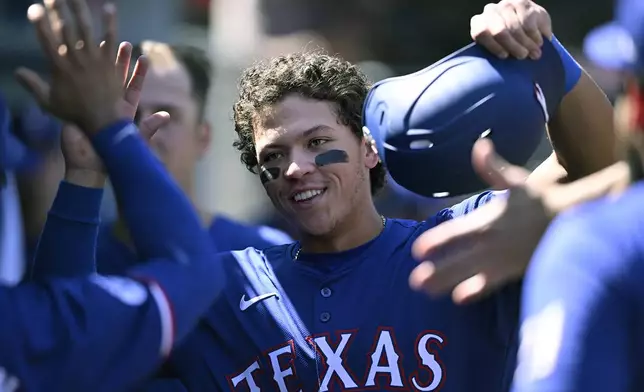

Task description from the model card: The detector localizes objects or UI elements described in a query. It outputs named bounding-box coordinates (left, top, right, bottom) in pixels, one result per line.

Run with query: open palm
left=16, top=3, right=169, bottom=174
left=59, top=43, right=169, bottom=173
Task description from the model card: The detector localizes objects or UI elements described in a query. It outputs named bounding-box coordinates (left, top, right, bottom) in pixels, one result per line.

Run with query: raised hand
left=470, top=0, right=552, bottom=60
left=56, top=44, right=169, bottom=177
left=16, top=0, right=170, bottom=187
left=16, top=0, right=125, bottom=135
left=409, top=139, right=630, bottom=304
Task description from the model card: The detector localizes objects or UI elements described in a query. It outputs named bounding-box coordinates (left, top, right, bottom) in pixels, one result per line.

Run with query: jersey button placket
left=317, top=286, right=333, bottom=325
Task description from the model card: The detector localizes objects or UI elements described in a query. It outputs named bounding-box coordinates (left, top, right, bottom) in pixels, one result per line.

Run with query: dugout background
left=0, top=0, right=618, bottom=234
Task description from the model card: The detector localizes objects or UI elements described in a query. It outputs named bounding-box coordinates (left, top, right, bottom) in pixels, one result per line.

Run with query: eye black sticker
left=315, top=149, right=348, bottom=166
left=259, top=167, right=281, bottom=185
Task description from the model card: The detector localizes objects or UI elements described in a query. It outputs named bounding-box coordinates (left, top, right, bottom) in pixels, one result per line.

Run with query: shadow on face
left=133, top=47, right=211, bottom=188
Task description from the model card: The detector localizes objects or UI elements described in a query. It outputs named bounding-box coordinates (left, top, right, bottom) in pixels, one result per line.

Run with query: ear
left=196, top=121, right=212, bottom=157
left=362, top=126, right=380, bottom=169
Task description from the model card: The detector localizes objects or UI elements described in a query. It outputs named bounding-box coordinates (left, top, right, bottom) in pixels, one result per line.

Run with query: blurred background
left=0, top=0, right=619, bottom=237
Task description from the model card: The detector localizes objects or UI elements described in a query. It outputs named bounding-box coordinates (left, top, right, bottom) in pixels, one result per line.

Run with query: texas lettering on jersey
left=227, top=328, right=446, bottom=391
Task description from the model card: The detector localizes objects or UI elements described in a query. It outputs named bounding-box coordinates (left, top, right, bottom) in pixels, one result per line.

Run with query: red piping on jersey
left=628, top=82, right=644, bottom=133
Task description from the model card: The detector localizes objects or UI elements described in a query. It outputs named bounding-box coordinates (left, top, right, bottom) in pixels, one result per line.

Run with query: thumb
left=139, top=111, right=170, bottom=141
left=472, top=138, right=529, bottom=189
left=15, top=68, right=50, bottom=110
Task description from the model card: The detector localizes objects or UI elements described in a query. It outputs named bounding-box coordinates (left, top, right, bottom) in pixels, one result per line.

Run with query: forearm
left=30, top=180, right=103, bottom=281
left=546, top=38, right=618, bottom=181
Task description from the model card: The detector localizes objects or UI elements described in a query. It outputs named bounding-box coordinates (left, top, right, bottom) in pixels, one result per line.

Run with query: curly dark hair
left=232, top=51, right=386, bottom=196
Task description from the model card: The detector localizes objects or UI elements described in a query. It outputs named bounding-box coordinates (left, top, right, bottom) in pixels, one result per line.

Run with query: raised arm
left=3, top=1, right=227, bottom=390
left=29, top=181, right=103, bottom=280
left=28, top=41, right=170, bottom=280
left=470, top=0, right=617, bottom=186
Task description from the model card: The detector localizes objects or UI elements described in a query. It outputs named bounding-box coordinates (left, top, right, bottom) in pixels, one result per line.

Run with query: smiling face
left=254, top=94, right=380, bottom=235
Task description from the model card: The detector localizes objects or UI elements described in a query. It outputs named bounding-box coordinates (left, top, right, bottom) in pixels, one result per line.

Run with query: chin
left=296, top=217, right=334, bottom=237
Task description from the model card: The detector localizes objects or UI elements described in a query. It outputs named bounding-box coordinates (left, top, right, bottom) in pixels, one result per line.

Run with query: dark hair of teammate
left=132, top=42, right=212, bottom=119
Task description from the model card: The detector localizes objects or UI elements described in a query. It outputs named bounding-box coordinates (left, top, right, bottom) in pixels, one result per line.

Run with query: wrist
left=550, top=35, right=583, bottom=94
left=80, top=112, right=126, bottom=137
left=64, top=168, right=106, bottom=188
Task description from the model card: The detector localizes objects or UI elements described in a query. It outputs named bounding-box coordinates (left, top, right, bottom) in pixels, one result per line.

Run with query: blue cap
left=583, top=0, right=644, bottom=71
left=363, top=39, right=565, bottom=197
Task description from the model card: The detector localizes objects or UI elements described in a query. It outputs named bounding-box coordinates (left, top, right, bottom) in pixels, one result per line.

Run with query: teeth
left=293, top=189, right=323, bottom=202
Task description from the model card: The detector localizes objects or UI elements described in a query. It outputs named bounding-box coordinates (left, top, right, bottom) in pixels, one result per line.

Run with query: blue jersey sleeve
left=92, top=121, right=213, bottom=264
left=0, top=274, right=170, bottom=391
left=0, top=120, right=229, bottom=390
left=29, top=181, right=103, bottom=280
left=0, top=243, right=231, bottom=392
left=428, top=190, right=505, bottom=226
left=512, top=209, right=633, bottom=392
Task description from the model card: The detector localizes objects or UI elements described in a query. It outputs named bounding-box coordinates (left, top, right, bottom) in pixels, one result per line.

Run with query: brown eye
left=263, top=152, right=283, bottom=163
left=308, top=138, right=328, bottom=148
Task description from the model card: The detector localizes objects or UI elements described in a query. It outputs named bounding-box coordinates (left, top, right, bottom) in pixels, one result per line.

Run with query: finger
left=411, top=199, right=500, bottom=261
left=452, top=262, right=524, bottom=305
left=15, top=68, right=51, bottom=109
left=497, top=6, right=531, bottom=59
left=123, top=55, right=149, bottom=109
left=545, top=161, right=630, bottom=213
left=28, top=4, right=64, bottom=66
left=470, top=14, right=509, bottom=59
left=410, top=248, right=489, bottom=297
left=100, top=3, right=117, bottom=61
left=472, top=138, right=529, bottom=189
left=115, top=42, right=133, bottom=87
left=452, top=274, right=489, bottom=304
left=514, top=5, right=544, bottom=57
left=139, top=111, right=170, bottom=141
left=43, top=0, right=62, bottom=44
left=68, top=0, right=95, bottom=53
left=534, top=7, right=553, bottom=40
left=504, top=7, right=541, bottom=58
left=49, top=0, right=79, bottom=57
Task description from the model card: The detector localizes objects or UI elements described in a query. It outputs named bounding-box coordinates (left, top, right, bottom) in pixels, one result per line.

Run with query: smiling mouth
left=291, top=188, right=327, bottom=204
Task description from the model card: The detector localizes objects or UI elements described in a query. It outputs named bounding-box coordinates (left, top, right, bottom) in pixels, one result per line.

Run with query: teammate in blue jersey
left=510, top=9, right=644, bottom=390
left=510, top=180, right=643, bottom=392
left=27, top=0, right=618, bottom=391
left=96, top=41, right=291, bottom=276
left=0, top=2, right=241, bottom=390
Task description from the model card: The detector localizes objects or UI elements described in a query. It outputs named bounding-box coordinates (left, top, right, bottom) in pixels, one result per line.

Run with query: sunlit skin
left=253, top=94, right=383, bottom=253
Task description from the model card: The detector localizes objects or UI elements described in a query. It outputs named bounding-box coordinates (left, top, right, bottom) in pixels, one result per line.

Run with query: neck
left=298, top=201, right=383, bottom=254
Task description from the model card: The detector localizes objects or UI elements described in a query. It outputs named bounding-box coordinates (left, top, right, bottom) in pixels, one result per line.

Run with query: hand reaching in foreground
left=409, top=138, right=630, bottom=304
left=16, top=0, right=169, bottom=187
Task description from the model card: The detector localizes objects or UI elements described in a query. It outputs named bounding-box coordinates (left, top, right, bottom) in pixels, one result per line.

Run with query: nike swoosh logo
left=239, top=293, right=279, bottom=311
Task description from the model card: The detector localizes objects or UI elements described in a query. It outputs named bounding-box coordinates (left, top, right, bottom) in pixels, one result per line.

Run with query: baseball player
left=25, top=0, right=616, bottom=390
left=0, top=2, right=237, bottom=390
left=511, top=4, right=644, bottom=391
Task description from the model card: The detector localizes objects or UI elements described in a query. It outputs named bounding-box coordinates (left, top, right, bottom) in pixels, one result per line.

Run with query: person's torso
left=170, top=218, right=520, bottom=391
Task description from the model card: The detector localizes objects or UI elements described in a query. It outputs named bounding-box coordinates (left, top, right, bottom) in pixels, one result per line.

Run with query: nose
left=284, top=152, right=316, bottom=180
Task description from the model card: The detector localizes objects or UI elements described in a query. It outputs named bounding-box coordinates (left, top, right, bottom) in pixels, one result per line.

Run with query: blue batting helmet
left=363, top=38, right=565, bottom=197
